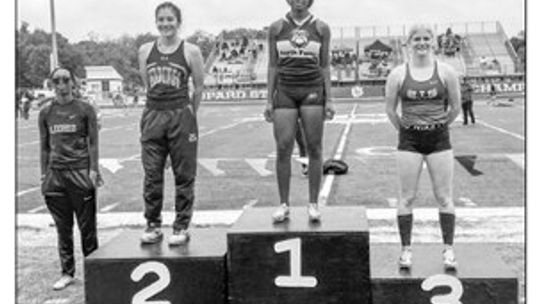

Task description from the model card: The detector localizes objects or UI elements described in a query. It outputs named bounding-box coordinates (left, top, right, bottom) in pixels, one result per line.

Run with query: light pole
left=49, top=0, right=59, bottom=71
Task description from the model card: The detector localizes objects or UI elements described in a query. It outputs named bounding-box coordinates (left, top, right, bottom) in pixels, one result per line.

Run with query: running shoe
left=272, top=203, right=290, bottom=223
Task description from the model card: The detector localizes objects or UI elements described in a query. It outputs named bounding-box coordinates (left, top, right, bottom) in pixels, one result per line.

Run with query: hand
left=264, top=103, right=274, bottom=123
left=324, top=101, right=336, bottom=120
left=89, top=170, right=104, bottom=188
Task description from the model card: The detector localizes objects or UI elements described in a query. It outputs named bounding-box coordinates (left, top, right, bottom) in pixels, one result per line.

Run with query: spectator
left=461, top=78, right=475, bottom=125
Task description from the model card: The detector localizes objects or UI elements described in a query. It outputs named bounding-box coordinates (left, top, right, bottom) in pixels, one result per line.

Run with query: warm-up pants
left=42, top=168, right=98, bottom=276
left=140, top=106, right=198, bottom=231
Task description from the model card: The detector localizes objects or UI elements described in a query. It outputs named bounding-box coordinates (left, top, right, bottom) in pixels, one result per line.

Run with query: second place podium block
left=227, top=206, right=371, bottom=304
left=85, top=229, right=227, bottom=304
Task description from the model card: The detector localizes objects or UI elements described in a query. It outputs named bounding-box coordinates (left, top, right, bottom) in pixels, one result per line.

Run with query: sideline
left=319, top=104, right=358, bottom=205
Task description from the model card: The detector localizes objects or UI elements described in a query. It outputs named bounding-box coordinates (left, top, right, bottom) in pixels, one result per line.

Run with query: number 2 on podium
left=130, top=261, right=171, bottom=304
left=274, top=238, right=318, bottom=288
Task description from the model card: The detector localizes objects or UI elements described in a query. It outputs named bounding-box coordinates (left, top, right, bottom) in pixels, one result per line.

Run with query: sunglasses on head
left=52, top=77, right=71, bottom=85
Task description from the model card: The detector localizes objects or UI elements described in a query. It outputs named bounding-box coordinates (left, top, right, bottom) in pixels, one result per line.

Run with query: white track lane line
left=477, top=120, right=524, bottom=141
left=17, top=207, right=524, bottom=243
left=319, top=104, right=358, bottom=206
left=17, top=186, right=40, bottom=197
left=100, top=202, right=121, bottom=213
left=27, top=205, right=47, bottom=214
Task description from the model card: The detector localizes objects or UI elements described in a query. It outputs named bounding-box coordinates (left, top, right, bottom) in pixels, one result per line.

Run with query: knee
left=175, top=175, right=195, bottom=188
left=437, top=196, right=454, bottom=212
left=399, top=196, right=416, bottom=210
left=276, top=141, right=293, bottom=159
left=306, top=143, right=322, bottom=159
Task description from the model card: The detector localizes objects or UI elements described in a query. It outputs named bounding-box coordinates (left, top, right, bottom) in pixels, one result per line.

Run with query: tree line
left=16, top=22, right=265, bottom=91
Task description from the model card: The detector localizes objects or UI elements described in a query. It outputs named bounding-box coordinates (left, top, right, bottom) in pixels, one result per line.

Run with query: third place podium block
left=227, top=206, right=371, bottom=304
left=370, top=243, right=518, bottom=304
left=85, top=229, right=227, bottom=304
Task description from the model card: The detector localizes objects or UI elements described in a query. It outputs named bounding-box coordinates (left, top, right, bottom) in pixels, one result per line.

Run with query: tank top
left=399, top=61, right=448, bottom=126
left=275, top=13, right=323, bottom=87
left=146, top=40, right=191, bottom=107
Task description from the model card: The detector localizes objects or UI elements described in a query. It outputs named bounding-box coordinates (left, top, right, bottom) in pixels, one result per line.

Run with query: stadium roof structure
left=85, top=65, right=123, bottom=81
left=364, top=40, right=393, bottom=53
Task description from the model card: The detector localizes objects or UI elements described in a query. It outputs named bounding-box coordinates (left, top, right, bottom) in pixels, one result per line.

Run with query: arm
left=385, top=66, right=403, bottom=130
left=265, top=21, right=280, bottom=122
left=86, top=104, right=99, bottom=173
left=38, top=108, right=50, bottom=178
left=318, top=21, right=333, bottom=112
left=186, top=43, right=205, bottom=112
left=441, top=63, right=461, bottom=125
left=138, top=43, right=152, bottom=90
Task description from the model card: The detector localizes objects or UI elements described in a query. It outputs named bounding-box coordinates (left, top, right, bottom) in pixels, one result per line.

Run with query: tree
left=186, top=30, right=215, bottom=60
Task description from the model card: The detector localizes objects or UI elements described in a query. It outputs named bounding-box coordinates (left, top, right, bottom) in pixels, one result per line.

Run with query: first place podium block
left=227, top=206, right=371, bottom=304
left=370, top=243, right=518, bottom=304
left=85, top=229, right=227, bottom=304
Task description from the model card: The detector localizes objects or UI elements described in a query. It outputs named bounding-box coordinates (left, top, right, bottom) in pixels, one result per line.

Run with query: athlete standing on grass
left=385, top=24, right=461, bottom=270
left=138, top=2, right=205, bottom=246
left=39, top=67, right=103, bottom=290
left=265, top=0, right=335, bottom=223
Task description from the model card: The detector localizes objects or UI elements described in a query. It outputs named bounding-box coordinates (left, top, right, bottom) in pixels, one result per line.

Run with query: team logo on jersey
left=406, top=88, right=439, bottom=100
left=289, top=29, right=310, bottom=48
left=49, top=124, right=77, bottom=134
left=188, top=133, right=198, bottom=143
left=147, top=65, right=188, bottom=89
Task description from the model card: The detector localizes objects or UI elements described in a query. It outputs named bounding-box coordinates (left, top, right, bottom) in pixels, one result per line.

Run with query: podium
left=370, top=243, right=518, bottom=304
left=85, top=229, right=227, bottom=304
left=227, top=206, right=371, bottom=304
left=84, top=207, right=519, bottom=304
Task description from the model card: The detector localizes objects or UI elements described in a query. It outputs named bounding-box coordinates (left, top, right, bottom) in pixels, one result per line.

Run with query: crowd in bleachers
left=437, top=28, right=463, bottom=57
left=479, top=55, right=501, bottom=72
left=208, top=37, right=265, bottom=86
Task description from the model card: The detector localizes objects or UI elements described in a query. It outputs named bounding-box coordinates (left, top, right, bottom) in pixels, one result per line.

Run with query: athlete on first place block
left=264, top=0, right=335, bottom=223
left=385, top=24, right=461, bottom=270
left=138, top=1, right=205, bottom=246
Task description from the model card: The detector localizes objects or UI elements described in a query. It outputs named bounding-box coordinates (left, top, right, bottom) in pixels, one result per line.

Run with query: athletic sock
left=439, top=212, right=456, bottom=245
left=397, top=214, right=413, bottom=247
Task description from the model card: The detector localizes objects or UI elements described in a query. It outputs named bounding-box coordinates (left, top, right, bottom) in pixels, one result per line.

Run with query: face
left=409, top=29, right=434, bottom=57
left=156, top=7, right=180, bottom=38
left=287, top=0, right=311, bottom=11
left=50, top=69, right=73, bottom=98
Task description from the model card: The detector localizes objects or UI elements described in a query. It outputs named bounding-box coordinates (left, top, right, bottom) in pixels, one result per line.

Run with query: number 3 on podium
left=422, top=274, right=464, bottom=304
left=274, top=238, right=318, bottom=288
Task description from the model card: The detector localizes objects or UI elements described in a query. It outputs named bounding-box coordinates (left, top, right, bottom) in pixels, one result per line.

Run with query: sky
left=16, top=0, right=525, bottom=42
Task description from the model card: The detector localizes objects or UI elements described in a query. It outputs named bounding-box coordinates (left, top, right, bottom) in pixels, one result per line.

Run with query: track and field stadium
left=16, top=22, right=525, bottom=304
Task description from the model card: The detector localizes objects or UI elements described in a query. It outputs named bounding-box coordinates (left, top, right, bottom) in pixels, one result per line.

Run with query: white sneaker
left=399, top=248, right=413, bottom=269
left=140, top=226, right=163, bottom=244
left=168, top=230, right=190, bottom=246
left=301, top=164, right=308, bottom=177
left=272, top=204, right=290, bottom=223
left=307, top=203, right=321, bottom=222
left=443, top=248, right=458, bottom=270
left=53, top=275, right=75, bottom=290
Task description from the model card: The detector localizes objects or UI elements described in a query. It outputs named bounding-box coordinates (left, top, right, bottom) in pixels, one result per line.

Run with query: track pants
left=42, top=168, right=98, bottom=276
left=461, top=100, right=475, bottom=124
left=140, top=106, right=198, bottom=231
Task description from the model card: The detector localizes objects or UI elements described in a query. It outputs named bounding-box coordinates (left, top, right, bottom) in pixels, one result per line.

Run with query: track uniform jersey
left=142, top=40, right=198, bottom=231
left=39, top=99, right=98, bottom=171
left=38, top=98, right=98, bottom=276
left=273, top=14, right=325, bottom=108
left=397, top=61, right=452, bottom=154
left=146, top=40, right=192, bottom=109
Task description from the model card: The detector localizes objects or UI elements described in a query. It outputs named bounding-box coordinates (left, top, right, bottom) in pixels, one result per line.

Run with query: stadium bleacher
left=203, top=21, right=520, bottom=87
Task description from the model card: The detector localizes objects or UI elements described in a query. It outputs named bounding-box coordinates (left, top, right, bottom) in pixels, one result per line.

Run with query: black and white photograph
left=12, top=0, right=530, bottom=303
